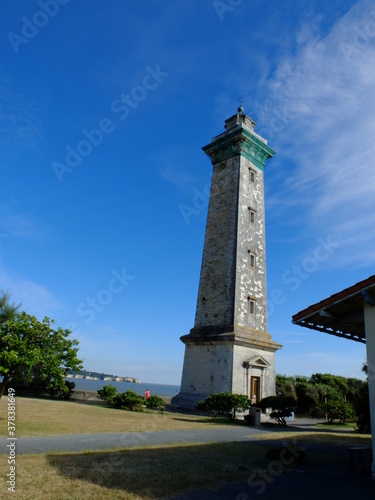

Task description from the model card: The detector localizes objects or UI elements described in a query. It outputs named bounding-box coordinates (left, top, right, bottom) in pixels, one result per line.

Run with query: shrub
left=108, top=390, right=145, bottom=411
left=258, top=395, right=296, bottom=426
left=97, top=384, right=117, bottom=402
left=196, top=392, right=250, bottom=421
left=145, top=395, right=166, bottom=412
left=49, top=380, right=76, bottom=399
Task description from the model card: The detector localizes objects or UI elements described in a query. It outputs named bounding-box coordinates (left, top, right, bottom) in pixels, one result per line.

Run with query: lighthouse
left=172, top=107, right=282, bottom=408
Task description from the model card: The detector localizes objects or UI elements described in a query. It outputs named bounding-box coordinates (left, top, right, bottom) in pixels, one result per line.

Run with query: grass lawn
left=0, top=442, right=268, bottom=499
left=0, top=397, right=372, bottom=498
left=316, top=421, right=358, bottom=429
left=0, top=431, right=372, bottom=499
left=0, top=397, right=210, bottom=437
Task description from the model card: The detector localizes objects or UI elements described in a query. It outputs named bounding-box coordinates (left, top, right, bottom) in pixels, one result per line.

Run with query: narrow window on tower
left=249, top=209, right=255, bottom=224
left=250, top=169, right=255, bottom=183
left=249, top=252, right=256, bottom=271
left=248, top=297, right=255, bottom=316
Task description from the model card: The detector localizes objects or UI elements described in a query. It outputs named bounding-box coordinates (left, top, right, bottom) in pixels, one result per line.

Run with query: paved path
left=0, top=418, right=327, bottom=455
left=1, top=426, right=266, bottom=455
left=2, top=419, right=374, bottom=499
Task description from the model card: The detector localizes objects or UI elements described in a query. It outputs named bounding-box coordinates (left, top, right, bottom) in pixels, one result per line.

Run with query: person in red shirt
left=145, top=389, right=150, bottom=400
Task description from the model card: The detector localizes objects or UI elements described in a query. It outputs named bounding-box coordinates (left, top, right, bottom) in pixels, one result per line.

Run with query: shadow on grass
left=45, top=437, right=375, bottom=499
left=47, top=441, right=265, bottom=498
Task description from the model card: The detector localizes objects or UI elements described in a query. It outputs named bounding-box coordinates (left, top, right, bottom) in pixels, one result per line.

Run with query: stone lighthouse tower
left=172, top=107, right=282, bottom=408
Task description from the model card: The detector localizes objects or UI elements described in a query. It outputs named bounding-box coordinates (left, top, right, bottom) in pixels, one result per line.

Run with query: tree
left=0, top=311, right=83, bottom=398
left=196, top=392, right=250, bottom=421
left=295, top=377, right=319, bottom=415
left=0, top=291, right=21, bottom=323
left=258, top=395, right=296, bottom=426
left=321, top=398, right=356, bottom=424
left=276, top=375, right=297, bottom=399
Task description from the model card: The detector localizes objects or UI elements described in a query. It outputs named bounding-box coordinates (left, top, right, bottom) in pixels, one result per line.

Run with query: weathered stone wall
left=175, top=341, right=276, bottom=407
left=179, top=342, right=233, bottom=394
left=194, top=157, right=240, bottom=330
left=235, top=156, right=268, bottom=333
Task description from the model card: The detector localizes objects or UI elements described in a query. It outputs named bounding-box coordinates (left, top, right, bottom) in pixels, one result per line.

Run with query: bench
left=349, top=446, right=373, bottom=473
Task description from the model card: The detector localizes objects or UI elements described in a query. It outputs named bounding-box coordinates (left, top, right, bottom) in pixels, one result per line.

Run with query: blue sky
left=1, top=0, right=374, bottom=384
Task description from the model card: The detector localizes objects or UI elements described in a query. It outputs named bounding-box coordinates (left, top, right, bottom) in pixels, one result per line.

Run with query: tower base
left=172, top=329, right=282, bottom=409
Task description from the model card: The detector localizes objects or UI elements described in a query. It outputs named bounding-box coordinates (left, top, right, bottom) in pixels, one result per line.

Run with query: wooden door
left=250, top=376, right=261, bottom=404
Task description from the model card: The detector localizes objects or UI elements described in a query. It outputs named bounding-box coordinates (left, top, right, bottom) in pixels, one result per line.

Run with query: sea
left=68, top=377, right=180, bottom=398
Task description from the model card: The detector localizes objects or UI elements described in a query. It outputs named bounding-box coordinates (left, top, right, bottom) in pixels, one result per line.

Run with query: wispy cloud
left=0, top=268, right=63, bottom=318
left=0, top=208, right=44, bottom=241
left=260, top=0, right=375, bottom=268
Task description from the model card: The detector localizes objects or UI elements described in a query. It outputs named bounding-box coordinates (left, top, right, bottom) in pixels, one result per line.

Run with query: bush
left=48, top=380, right=76, bottom=399
left=196, top=392, right=250, bottom=421
left=145, top=395, right=166, bottom=412
left=258, top=395, right=296, bottom=426
left=321, top=398, right=356, bottom=423
left=97, top=385, right=118, bottom=402
left=108, top=390, right=145, bottom=411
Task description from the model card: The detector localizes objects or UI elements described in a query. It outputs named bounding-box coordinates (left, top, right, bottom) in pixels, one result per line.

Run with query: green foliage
left=275, top=375, right=297, bottom=399
left=196, top=392, right=250, bottom=421
left=321, top=398, right=356, bottom=423
left=257, top=395, right=296, bottom=426
left=108, top=390, right=145, bottom=411
left=0, top=291, right=21, bottom=323
left=97, top=385, right=118, bottom=402
left=49, top=380, right=76, bottom=399
left=145, top=394, right=166, bottom=412
left=310, top=373, right=364, bottom=406
left=274, top=372, right=368, bottom=419
left=295, top=378, right=319, bottom=415
left=0, top=310, right=83, bottom=398
left=98, top=386, right=166, bottom=413
left=274, top=372, right=369, bottom=422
